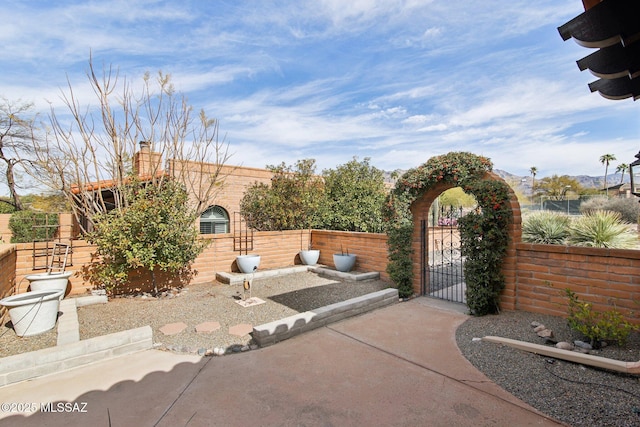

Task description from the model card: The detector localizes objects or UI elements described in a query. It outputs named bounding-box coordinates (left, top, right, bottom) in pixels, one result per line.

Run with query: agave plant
left=568, top=210, right=638, bottom=249
left=522, top=211, right=571, bottom=244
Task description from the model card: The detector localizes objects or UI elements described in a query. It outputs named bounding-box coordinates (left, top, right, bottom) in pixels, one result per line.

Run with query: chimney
left=133, top=141, right=163, bottom=178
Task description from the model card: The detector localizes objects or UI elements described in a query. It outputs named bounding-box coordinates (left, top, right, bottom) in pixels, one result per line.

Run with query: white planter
left=236, top=254, right=261, bottom=273
left=299, top=250, right=320, bottom=265
left=0, top=289, right=63, bottom=337
left=333, top=254, right=357, bottom=272
left=26, top=271, right=72, bottom=301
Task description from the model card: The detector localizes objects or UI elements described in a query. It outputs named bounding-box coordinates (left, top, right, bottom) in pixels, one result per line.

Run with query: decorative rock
left=241, top=345, right=250, bottom=352
left=536, top=329, right=554, bottom=338
left=205, top=349, right=214, bottom=356
left=574, top=340, right=592, bottom=350
left=214, top=347, right=225, bottom=356
left=250, top=344, right=259, bottom=351
left=533, top=325, right=547, bottom=333
left=531, top=321, right=542, bottom=328
left=556, top=341, right=574, bottom=350
left=197, top=348, right=206, bottom=356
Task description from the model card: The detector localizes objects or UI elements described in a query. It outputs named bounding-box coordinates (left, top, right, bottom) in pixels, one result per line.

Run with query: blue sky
left=2, top=0, right=639, bottom=181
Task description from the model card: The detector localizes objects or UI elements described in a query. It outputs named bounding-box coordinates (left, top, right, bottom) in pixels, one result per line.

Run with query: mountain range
left=493, top=169, right=629, bottom=191
left=383, top=169, right=629, bottom=190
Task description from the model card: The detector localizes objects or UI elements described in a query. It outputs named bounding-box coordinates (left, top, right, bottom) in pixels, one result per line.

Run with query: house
left=71, top=141, right=275, bottom=236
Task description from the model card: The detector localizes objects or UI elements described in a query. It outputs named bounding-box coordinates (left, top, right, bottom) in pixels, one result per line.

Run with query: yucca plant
left=522, top=211, right=571, bottom=244
left=568, top=210, right=638, bottom=249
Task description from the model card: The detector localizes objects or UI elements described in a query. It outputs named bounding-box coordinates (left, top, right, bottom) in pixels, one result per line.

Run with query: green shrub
left=0, top=199, right=17, bottom=214
left=522, top=211, right=570, bottom=244
left=9, top=211, right=59, bottom=243
left=86, top=180, right=206, bottom=295
left=459, top=179, right=512, bottom=315
left=568, top=210, right=637, bottom=249
left=240, top=159, right=324, bottom=231
left=565, top=289, right=637, bottom=347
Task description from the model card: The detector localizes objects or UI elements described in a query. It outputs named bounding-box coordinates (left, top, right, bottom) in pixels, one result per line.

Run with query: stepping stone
left=159, top=322, right=188, bottom=336
left=228, top=323, right=253, bottom=337
left=195, top=321, right=221, bottom=333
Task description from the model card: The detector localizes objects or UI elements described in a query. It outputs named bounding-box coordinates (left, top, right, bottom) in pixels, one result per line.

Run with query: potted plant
left=333, top=246, right=356, bottom=272
left=299, top=229, right=320, bottom=265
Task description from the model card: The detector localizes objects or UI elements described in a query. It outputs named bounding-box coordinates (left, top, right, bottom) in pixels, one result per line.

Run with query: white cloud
left=0, top=0, right=637, bottom=192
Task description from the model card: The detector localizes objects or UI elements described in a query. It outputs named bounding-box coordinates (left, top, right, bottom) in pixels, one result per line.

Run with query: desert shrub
left=602, top=197, right=639, bottom=223
left=565, top=289, right=637, bottom=347
left=9, top=211, right=59, bottom=243
left=580, top=196, right=639, bottom=223
left=579, top=196, right=609, bottom=214
left=522, top=211, right=570, bottom=244
left=568, top=210, right=637, bottom=249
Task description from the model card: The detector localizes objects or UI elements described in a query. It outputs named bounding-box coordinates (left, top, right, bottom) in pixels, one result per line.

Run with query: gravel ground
left=0, top=320, right=57, bottom=358
left=456, top=310, right=640, bottom=427
left=77, top=271, right=390, bottom=353
left=1, top=271, right=390, bottom=358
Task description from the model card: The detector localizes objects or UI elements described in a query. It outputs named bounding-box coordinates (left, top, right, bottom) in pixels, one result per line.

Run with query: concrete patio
left=0, top=297, right=563, bottom=426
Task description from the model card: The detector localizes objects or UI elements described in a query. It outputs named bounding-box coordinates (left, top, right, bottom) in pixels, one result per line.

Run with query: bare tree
left=0, top=98, right=41, bottom=211
left=30, top=57, right=233, bottom=233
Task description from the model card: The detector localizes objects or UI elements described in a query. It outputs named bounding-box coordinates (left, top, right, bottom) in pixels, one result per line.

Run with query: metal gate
left=422, top=204, right=466, bottom=303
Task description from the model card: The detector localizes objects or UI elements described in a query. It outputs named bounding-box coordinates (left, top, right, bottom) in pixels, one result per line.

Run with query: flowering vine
left=383, top=152, right=512, bottom=315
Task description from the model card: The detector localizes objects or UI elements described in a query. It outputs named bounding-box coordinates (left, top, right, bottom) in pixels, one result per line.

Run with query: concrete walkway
left=0, top=298, right=564, bottom=426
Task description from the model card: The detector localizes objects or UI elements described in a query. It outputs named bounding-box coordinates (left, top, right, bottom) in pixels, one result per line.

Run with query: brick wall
left=14, top=240, right=96, bottom=296
left=0, top=245, right=16, bottom=323
left=11, top=230, right=315, bottom=295
left=311, top=230, right=389, bottom=281
left=514, top=243, right=640, bottom=324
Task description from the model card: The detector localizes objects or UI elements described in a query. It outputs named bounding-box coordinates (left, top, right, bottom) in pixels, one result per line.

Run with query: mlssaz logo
left=40, top=402, right=88, bottom=413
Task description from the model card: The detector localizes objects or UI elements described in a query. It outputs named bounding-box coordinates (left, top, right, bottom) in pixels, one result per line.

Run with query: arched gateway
left=384, top=152, right=521, bottom=314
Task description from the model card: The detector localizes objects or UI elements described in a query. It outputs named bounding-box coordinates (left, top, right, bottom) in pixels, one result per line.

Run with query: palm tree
left=529, top=166, right=538, bottom=195
left=599, top=154, right=616, bottom=196
left=615, top=163, right=628, bottom=184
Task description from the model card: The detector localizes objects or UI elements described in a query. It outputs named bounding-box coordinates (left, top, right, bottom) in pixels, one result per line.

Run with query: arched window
left=200, top=205, right=230, bottom=234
